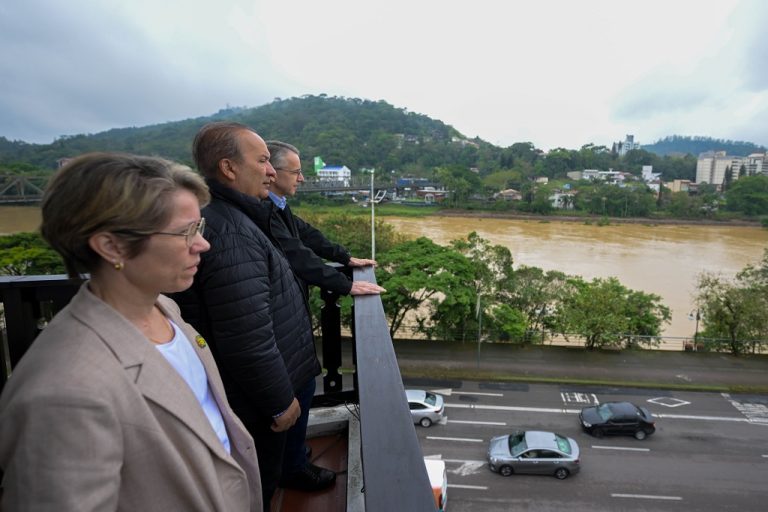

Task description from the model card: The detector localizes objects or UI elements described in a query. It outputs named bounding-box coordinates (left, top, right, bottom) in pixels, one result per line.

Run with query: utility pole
left=370, top=168, right=376, bottom=260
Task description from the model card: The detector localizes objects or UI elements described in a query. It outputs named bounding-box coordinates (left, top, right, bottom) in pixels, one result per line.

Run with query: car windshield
left=508, top=432, right=527, bottom=456
left=597, top=404, right=614, bottom=421
left=554, top=434, right=572, bottom=455
left=423, top=392, right=437, bottom=406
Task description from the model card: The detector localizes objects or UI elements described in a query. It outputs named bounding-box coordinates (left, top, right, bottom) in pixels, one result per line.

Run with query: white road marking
left=446, top=403, right=580, bottom=414
left=762, top=455, right=768, bottom=458
left=448, top=419, right=507, bottom=426
left=430, top=388, right=504, bottom=397
left=449, top=461, right=487, bottom=476
left=611, top=493, right=682, bottom=501
left=592, top=445, right=651, bottom=452
left=427, top=436, right=484, bottom=443
left=561, top=392, right=598, bottom=405
left=443, top=458, right=487, bottom=465
left=721, top=393, right=768, bottom=426
left=446, top=402, right=751, bottom=423
left=648, top=397, right=690, bottom=408
left=423, top=454, right=443, bottom=460
left=449, top=484, right=488, bottom=490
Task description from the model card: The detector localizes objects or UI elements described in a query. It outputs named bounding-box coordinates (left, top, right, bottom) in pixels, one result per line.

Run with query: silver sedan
left=487, top=430, right=581, bottom=480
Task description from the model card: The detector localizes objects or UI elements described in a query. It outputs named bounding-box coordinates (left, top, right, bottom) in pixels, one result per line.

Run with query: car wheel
left=592, top=428, right=604, bottom=438
left=499, top=465, right=513, bottom=477
left=634, top=429, right=647, bottom=440
left=420, top=417, right=433, bottom=428
left=554, top=468, right=570, bottom=480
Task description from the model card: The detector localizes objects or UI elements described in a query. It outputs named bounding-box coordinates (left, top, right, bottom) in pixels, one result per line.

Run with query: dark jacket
left=172, top=179, right=320, bottom=424
left=255, top=201, right=353, bottom=296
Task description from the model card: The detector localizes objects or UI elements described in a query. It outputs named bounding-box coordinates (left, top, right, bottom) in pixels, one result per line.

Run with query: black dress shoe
left=280, top=463, right=336, bottom=492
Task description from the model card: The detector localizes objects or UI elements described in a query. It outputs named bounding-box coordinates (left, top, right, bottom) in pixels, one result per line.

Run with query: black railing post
left=320, top=286, right=343, bottom=395
left=1, top=275, right=82, bottom=393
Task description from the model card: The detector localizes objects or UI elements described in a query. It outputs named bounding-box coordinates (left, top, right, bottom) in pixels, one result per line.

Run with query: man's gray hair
left=266, top=140, right=300, bottom=170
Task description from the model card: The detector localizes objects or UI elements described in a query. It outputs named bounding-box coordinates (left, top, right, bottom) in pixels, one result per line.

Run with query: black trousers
left=242, top=378, right=314, bottom=511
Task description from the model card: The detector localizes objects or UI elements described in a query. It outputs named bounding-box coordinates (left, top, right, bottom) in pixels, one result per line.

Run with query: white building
left=745, top=153, right=767, bottom=176
left=613, top=135, right=641, bottom=156
left=641, top=165, right=660, bottom=182
left=695, top=151, right=747, bottom=185
left=317, top=165, right=352, bottom=186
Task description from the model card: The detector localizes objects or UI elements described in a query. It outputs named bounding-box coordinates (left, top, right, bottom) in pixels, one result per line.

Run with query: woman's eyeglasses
left=153, top=218, right=206, bottom=246
left=116, top=218, right=206, bottom=247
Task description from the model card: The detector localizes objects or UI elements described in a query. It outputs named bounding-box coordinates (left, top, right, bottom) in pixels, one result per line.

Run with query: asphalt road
left=405, top=378, right=768, bottom=512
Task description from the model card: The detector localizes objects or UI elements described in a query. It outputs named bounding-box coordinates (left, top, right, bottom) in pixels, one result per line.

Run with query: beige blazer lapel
left=68, top=285, right=238, bottom=467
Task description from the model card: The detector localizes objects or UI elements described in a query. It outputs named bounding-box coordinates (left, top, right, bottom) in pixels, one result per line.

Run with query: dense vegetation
left=0, top=95, right=720, bottom=184
left=2, top=94, right=767, bottom=221
left=643, top=135, right=766, bottom=157
left=4, top=214, right=766, bottom=354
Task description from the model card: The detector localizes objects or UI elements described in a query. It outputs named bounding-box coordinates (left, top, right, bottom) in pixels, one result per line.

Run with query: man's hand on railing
left=348, top=257, right=377, bottom=267
left=271, top=397, right=301, bottom=432
left=350, top=281, right=386, bottom=295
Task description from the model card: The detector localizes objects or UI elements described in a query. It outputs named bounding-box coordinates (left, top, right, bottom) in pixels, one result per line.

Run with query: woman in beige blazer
left=0, top=153, right=262, bottom=511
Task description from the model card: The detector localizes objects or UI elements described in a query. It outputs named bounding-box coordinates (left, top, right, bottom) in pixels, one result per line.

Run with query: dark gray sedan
left=579, top=401, right=656, bottom=440
left=487, top=430, right=581, bottom=480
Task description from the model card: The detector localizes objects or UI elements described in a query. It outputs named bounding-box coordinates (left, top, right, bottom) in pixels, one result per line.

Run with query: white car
left=424, top=458, right=447, bottom=511
left=406, top=389, right=445, bottom=427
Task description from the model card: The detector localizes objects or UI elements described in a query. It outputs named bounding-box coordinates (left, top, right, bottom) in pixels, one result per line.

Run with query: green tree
left=448, top=232, right=518, bottom=341
left=555, top=277, right=669, bottom=349
left=695, top=252, right=768, bottom=354
left=0, top=232, right=65, bottom=275
left=376, top=237, right=475, bottom=338
left=501, top=266, right=571, bottom=342
left=725, top=175, right=768, bottom=216
left=434, top=166, right=480, bottom=206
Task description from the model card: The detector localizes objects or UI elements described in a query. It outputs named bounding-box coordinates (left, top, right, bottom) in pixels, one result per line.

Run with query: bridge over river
left=0, top=174, right=406, bottom=204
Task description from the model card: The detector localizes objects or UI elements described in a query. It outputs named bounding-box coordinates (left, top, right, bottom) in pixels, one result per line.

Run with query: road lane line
left=592, top=445, right=650, bottom=452
left=446, top=403, right=579, bottom=414
left=427, top=436, right=484, bottom=443
left=448, top=419, right=507, bottom=426
left=446, top=403, right=750, bottom=423
left=449, top=484, right=488, bottom=490
left=429, top=388, right=504, bottom=397
left=611, top=493, right=682, bottom=501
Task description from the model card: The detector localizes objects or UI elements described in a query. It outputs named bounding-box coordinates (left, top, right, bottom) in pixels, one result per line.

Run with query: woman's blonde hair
left=41, top=152, right=209, bottom=277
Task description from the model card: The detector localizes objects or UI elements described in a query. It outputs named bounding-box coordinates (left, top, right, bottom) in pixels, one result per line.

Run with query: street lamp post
left=476, top=295, right=482, bottom=368
left=370, top=168, right=375, bottom=260
left=688, top=309, right=700, bottom=351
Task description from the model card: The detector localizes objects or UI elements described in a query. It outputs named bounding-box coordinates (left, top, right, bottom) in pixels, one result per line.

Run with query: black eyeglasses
left=275, top=167, right=303, bottom=176
left=116, top=218, right=206, bottom=247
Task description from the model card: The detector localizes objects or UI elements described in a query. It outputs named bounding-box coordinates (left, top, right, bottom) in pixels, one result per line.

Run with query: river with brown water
left=3, top=205, right=768, bottom=338
left=384, top=215, right=768, bottom=339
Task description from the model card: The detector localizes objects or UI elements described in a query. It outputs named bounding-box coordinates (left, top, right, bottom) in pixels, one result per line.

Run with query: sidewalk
left=386, top=340, right=768, bottom=393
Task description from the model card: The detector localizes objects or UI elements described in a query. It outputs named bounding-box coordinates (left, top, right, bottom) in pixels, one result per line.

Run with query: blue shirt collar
left=268, top=191, right=287, bottom=210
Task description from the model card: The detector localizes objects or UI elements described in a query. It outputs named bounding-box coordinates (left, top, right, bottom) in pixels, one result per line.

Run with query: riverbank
left=435, top=209, right=764, bottom=227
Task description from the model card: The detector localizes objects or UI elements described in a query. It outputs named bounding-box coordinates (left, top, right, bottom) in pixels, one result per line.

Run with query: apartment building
left=613, top=134, right=641, bottom=156
left=696, top=151, right=767, bottom=185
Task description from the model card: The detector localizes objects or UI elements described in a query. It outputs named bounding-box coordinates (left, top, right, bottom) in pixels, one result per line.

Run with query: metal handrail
left=352, top=266, right=437, bottom=511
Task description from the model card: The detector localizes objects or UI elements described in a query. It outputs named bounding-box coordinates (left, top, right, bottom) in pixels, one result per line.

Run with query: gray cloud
left=0, top=1, right=277, bottom=143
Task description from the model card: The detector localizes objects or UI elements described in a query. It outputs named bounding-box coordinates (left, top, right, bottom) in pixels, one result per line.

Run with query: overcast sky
left=2, top=0, right=766, bottom=151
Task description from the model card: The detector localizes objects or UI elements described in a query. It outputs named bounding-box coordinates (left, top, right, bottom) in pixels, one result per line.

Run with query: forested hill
left=643, top=135, right=766, bottom=157
left=0, top=95, right=482, bottom=172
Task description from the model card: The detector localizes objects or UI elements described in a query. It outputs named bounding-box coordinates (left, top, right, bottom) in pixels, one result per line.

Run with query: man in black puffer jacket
left=172, top=122, right=335, bottom=510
